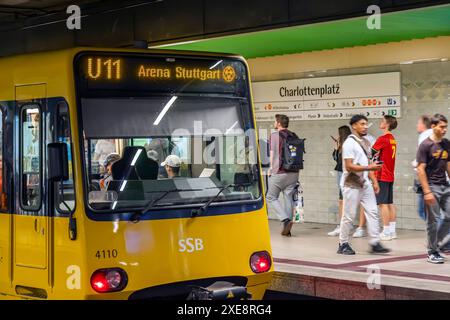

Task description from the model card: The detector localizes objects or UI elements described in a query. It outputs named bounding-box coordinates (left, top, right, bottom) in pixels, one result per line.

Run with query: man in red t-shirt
left=372, top=115, right=398, bottom=240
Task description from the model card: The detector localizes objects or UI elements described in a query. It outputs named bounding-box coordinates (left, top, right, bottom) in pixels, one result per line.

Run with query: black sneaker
left=369, top=242, right=391, bottom=254
left=337, top=242, right=355, bottom=255
left=281, top=219, right=293, bottom=236
left=427, top=252, right=444, bottom=264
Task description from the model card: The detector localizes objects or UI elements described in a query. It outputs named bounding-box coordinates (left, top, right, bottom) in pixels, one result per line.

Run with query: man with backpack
left=267, top=114, right=305, bottom=236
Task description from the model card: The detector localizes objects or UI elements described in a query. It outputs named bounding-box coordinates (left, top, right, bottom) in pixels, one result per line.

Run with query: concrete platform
left=268, top=221, right=450, bottom=300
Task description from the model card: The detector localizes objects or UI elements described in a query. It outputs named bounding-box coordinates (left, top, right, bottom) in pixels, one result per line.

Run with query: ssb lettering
left=179, top=238, right=204, bottom=253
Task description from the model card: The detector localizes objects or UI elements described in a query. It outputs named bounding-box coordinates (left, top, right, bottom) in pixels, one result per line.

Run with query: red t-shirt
left=372, top=133, right=397, bottom=182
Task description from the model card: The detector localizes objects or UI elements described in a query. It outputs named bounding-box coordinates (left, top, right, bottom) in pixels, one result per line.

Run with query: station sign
left=252, top=72, right=401, bottom=122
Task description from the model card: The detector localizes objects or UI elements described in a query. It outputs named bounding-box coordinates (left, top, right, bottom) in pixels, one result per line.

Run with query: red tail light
left=250, top=251, right=272, bottom=273
left=91, top=268, right=128, bottom=293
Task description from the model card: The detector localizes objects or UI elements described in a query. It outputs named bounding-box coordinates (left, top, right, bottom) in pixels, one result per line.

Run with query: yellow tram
left=0, top=48, right=273, bottom=299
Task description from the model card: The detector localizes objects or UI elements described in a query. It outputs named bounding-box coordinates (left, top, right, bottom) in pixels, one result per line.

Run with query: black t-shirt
left=333, top=149, right=343, bottom=172
left=416, top=137, right=450, bottom=185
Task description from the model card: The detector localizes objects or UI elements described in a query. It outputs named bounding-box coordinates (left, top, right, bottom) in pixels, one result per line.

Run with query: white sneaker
left=352, top=227, right=367, bottom=238
left=391, top=232, right=398, bottom=239
left=327, top=226, right=340, bottom=237
left=380, top=232, right=392, bottom=241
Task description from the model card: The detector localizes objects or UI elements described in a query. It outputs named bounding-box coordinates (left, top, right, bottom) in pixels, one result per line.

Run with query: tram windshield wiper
left=130, top=188, right=202, bottom=222
left=190, top=183, right=251, bottom=218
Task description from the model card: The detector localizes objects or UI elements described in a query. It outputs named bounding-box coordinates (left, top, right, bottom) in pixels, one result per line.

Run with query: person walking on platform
left=414, top=115, right=450, bottom=253
left=351, top=133, right=376, bottom=239
left=413, top=115, right=433, bottom=221
left=372, top=115, right=398, bottom=241
left=337, top=115, right=390, bottom=255
left=416, top=114, right=450, bottom=264
left=267, top=114, right=303, bottom=237
left=328, top=125, right=351, bottom=236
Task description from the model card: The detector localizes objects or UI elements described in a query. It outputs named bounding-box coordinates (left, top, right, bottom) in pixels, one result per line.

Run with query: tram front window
left=82, top=96, right=261, bottom=212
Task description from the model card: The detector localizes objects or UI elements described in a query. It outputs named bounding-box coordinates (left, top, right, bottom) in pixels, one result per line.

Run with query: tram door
left=12, top=84, right=49, bottom=296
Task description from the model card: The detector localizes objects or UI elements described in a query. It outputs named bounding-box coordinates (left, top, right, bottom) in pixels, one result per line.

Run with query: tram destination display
left=75, top=53, right=247, bottom=96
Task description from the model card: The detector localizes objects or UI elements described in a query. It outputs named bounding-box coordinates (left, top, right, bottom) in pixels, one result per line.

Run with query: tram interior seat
left=233, top=172, right=251, bottom=191
left=111, top=146, right=159, bottom=181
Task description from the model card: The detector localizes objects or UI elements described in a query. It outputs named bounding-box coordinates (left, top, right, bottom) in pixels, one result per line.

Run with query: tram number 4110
left=95, top=249, right=118, bottom=259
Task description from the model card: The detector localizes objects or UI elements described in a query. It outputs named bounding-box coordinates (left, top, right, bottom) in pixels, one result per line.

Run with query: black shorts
left=376, top=181, right=394, bottom=205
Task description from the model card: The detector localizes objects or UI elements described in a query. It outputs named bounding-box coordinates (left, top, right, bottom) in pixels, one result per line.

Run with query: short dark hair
left=275, top=114, right=289, bottom=128
left=349, top=114, right=368, bottom=126
left=431, top=113, right=448, bottom=126
left=420, top=115, right=431, bottom=129
left=384, top=115, right=398, bottom=131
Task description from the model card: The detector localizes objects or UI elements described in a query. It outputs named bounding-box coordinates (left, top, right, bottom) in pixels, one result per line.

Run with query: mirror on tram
left=48, top=142, right=69, bottom=181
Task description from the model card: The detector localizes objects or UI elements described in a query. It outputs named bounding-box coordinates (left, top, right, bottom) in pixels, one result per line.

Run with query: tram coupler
left=187, top=281, right=251, bottom=300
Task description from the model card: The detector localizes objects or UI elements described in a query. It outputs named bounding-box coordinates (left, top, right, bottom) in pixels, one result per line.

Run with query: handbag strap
left=349, top=135, right=371, bottom=161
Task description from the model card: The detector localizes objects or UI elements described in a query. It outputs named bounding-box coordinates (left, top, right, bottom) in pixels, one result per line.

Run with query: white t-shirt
left=418, top=128, right=433, bottom=146
left=341, top=134, right=371, bottom=187
left=412, top=128, right=434, bottom=169
left=94, top=140, right=116, bottom=165
left=365, top=134, right=376, bottom=147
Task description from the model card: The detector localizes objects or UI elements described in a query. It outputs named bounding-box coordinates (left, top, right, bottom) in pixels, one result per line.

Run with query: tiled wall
left=255, top=60, right=450, bottom=230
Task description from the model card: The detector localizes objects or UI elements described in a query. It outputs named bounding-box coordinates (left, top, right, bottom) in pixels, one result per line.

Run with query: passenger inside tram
left=83, top=96, right=261, bottom=212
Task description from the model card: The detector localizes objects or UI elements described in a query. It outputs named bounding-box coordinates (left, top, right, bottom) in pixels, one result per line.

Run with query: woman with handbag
left=327, top=125, right=351, bottom=236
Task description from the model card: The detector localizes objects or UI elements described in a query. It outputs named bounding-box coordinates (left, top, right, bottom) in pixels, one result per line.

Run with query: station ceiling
left=0, top=1, right=448, bottom=57
left=0, top=0, right=99, bottom=24
left=156, top=4, right=450, bottom=59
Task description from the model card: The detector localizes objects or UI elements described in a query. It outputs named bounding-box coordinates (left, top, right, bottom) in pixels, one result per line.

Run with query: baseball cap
left=147, top=150, right=159, bottom=162
left=103, top=153, right=120, bottom=167
left=161, top=154, right=181, bottom=168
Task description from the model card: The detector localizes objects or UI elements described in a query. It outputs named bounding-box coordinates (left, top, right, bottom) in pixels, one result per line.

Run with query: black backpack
left=280, top=131, right=306, bottom=172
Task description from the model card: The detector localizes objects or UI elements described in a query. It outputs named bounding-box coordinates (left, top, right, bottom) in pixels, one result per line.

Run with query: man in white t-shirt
left=93, top=139, right=116, bottom=168
left=351, top=132, right=376, bottom=238
left=338, top=115, right=391, bottom=255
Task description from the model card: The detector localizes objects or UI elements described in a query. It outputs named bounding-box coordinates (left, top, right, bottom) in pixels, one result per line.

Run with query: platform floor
left=268, top=220, right=450, bottom=299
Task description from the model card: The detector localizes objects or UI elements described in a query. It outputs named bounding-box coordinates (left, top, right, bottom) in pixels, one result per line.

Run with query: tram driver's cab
left=84, top=96, right=261, bottom=214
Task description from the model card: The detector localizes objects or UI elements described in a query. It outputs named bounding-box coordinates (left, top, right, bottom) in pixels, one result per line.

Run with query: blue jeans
left=417, top=194, right=426, bottom=221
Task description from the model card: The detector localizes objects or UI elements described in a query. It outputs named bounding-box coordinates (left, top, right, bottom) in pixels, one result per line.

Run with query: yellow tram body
left=0, top=48, right=273, bottom=300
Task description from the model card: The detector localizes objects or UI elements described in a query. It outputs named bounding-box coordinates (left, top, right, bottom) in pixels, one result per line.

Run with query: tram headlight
left=91, top=268, right=128, bottom=293
left=250, top=251, right=272, bottom=273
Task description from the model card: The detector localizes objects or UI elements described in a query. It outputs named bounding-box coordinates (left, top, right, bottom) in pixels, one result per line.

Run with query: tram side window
left=20, top=106, right=41, bottom=210
left=56, top=102, right=75, bottom=212
left=0, top=109, right=6, bottom=211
